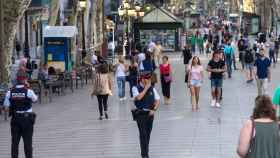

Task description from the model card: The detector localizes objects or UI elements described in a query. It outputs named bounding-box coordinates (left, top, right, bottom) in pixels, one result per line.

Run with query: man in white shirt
left=91, top=53, right=98, bottom=65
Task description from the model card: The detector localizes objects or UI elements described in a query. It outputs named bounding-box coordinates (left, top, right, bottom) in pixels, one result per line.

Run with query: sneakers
left=211, top=100, right=221, bottom=108
left=105, top=113, right=109, bottom=119
left=99, top=116, right=103, bottom=120
left=215, top=102, right=221, bottom=108
left=120, top=97, right=126, bottom=101
left=211, top=100, right=216, bottom=107
left=120, top=97, right=127, bottom=101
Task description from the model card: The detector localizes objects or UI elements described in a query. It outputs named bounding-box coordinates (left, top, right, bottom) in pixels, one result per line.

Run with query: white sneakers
left=215, top=102, right=221, bottom=108
left=211, top=100, right=221, bottom=108
left=119, top=97, right=127, bottom=101
left=211, top=100, right=216, bottom=107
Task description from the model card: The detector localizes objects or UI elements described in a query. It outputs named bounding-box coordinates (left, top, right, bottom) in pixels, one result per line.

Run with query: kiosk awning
left=43, top=26, right=77, bottom=38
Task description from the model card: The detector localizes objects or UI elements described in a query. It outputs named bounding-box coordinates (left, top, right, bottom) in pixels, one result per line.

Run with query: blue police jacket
left=134, top=85, right=155, bottom=109
left=9, top=87, right=32, bottom=112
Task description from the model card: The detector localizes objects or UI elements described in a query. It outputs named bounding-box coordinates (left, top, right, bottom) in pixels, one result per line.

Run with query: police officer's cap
left=16, top=69, right=28, bottom=81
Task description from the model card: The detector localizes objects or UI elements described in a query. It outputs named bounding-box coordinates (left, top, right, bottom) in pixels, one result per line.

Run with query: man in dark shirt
left=207, top=51, right=227, bottom=108
left=182, top=45, right=192, bottom=71
left=238, top=36, right=246, bottom=70
left=254, top=48, right=271, bottom=96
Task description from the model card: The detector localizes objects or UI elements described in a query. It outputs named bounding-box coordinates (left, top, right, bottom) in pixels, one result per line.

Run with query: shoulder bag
left=92, top=74, right=103, bottom=96
left=246, top=118, right=256, bottom=158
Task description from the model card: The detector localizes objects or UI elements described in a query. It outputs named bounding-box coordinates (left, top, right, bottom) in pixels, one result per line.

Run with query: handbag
left=92, top=74, right=103, bottom=96
left=185, top=72, right=189, bottom=83
left=246, top=118, right=256, bottom=158
left=164, top=74, right=172, bottom=83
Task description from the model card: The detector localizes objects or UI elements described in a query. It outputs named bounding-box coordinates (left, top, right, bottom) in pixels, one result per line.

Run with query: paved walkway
left=0, top=54, right=280, bottom=158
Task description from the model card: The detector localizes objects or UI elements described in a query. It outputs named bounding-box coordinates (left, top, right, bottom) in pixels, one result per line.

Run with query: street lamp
left=240, top=3, right=244, bottom=34
left=24, top=11, right=30, bottom=58
left=79, top=0, right=87, bottom=63
left=118, top=0, right=145, bottom=57
left=184, top=1, right=194, bottom=30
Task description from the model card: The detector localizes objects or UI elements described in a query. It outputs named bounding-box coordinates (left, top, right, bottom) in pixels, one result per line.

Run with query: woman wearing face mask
left=188, top=56, right=204, bottom=111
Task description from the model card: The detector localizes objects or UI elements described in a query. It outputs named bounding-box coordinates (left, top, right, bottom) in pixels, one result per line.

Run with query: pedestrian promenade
left=0, top=54, right=279, bottom=158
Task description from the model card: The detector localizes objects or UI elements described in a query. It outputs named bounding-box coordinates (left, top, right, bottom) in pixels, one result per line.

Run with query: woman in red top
left=160, top=56, right=172, bottom=105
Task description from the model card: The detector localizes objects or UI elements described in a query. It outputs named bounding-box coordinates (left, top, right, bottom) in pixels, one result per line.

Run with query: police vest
left=9, top=87, right=32, bottom=112
left=134, top=86, right=155, bottom=109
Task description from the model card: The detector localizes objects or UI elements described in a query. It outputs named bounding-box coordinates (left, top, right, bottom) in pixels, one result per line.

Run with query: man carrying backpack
left=238, top=36, right=246, bottom=70
left=224, top=42, right=234, bottom=78
left=244, top=49, right=255, bottom=83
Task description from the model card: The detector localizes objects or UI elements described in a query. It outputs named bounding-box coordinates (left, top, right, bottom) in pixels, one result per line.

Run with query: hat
left=16, top=69, right=28, bottom=81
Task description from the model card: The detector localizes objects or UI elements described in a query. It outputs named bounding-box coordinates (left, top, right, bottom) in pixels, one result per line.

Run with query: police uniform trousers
left=136, top=113, right=154, bottom=158
left=11, top=113, right=35, bottom=158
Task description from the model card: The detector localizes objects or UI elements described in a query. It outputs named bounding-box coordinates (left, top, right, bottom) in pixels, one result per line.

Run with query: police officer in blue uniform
left=4, top=74, right=38, bottom=158
left=132, top=71, right=160, bottom=158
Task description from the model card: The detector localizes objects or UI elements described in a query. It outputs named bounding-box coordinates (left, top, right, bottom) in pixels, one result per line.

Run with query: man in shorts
left=244, top=49, right=255, bottom=83
left=207, top=51, right=227, bottom=108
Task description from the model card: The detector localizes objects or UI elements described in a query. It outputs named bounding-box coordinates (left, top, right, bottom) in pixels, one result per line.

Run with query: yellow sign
left=48, top=54, right=53, bottom=61
left=48, top=61, right=65, bottom=72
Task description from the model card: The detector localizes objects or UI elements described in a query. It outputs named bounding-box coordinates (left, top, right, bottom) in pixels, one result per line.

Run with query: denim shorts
left=211, top=79, right=223, bottom=88
left=190, top=79, right=202, bottom=87
left=245, top=63, right=254, bottom=70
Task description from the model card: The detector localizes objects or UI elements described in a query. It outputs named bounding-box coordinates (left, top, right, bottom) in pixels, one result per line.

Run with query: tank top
left=247, top=122, right=280, bottom=158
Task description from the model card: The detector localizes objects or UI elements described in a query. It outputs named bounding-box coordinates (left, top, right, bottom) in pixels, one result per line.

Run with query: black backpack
left=244, top=50, right=254, bottom=63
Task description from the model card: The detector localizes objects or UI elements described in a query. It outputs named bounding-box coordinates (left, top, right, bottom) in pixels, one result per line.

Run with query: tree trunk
left=92, top=0, right=104, bottom=56
left=68, top=0, right=79, bottom=67
left=49, top=0, right=60, bottom=26
left=0, top=0, right=31, bottom=85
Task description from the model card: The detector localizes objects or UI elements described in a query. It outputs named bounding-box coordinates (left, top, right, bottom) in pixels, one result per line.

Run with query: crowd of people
left=3, top=17, right=280, bottom=158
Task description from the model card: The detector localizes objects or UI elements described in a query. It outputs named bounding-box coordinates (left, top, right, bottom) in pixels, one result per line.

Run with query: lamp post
left=79, top=0, right=87, bottom=64
left=184, top=1, right=194, bottom=31
left=0, top=0, right=3, bottom=56
left=240, top=2, right=244, bottom=34
left=118, top=0, right=144, bottom=57
left=24, top=11, right=30, bottom=58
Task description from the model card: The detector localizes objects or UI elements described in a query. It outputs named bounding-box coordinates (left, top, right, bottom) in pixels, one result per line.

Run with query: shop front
left=134, top=7, right=183, bottom=52
left=242, top=12, right=260, bottom=35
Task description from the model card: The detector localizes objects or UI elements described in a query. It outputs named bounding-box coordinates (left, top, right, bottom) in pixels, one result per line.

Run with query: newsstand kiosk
left=43, top=26, right=77, bottom=72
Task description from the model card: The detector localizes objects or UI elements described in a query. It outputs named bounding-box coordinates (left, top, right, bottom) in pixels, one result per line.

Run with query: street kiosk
left=43, top=26, right=77, bottom=72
